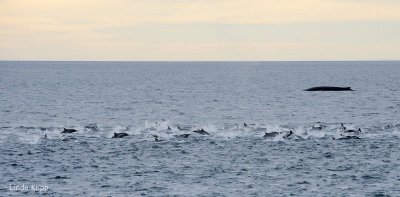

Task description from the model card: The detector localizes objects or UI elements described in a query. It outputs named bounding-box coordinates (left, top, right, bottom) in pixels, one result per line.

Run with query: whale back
left=305, top=86, right=353, bottom=91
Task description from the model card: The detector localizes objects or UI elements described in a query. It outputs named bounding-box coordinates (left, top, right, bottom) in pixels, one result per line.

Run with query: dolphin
left=343, top=128, right=362, bottom=133
left=193, top=129, right=210, bottom=135
left=152, top=135, right=160, bottom=142
left=263, top=130, right=294, bottom=138
left=340, top=124, right=361, bottom=133
left=340, top=123, right=346, bottom=130
left=336, top=136, right=361, bottom=140
left=305, top=86, right=353, bottom=91
left=263, top=131, right=280, bottom=138
left=283, top=130, right=294, bottom=138
left=61, top=138, right=75, bottom=142
left=177, top=125, right=191, bottom=131
left=174, top=134, right=191, bottom=139
left=311, top=124, right=326, bottom=130
left=61, top=128, right=77, bottom=134
left=84, top=124, right=98, bottom=131
left=112, top=132, right=129, bottom=139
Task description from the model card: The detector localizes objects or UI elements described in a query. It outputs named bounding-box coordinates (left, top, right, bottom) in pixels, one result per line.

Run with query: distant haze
left=1, top=0, right=399, bottom=61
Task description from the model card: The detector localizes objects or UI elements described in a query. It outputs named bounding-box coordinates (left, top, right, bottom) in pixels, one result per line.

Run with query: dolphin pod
left=305, top=86, right=353, bottom=91
left=56, top=123, right=364, bottom=141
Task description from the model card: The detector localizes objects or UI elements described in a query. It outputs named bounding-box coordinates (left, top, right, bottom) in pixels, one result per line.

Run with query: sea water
left=0, top=61, right=399, bottom=196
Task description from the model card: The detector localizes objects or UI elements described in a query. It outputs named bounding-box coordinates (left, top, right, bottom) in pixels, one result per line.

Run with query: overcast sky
left=1, top=0, right=399, bottom=61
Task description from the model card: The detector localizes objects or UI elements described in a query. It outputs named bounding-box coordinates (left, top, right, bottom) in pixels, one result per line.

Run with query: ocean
left=1, top=61, right=399, bottom=196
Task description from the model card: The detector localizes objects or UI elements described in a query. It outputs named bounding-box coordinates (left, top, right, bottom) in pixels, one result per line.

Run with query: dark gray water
left=1, top=61, right=400, bottom=196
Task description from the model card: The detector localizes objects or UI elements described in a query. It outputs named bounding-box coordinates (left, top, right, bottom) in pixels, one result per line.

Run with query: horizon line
left=1, top=60, right=399, bottom=62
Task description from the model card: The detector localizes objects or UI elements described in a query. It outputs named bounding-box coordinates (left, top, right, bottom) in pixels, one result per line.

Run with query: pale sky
left=0, top=0, right=399, bottom=60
